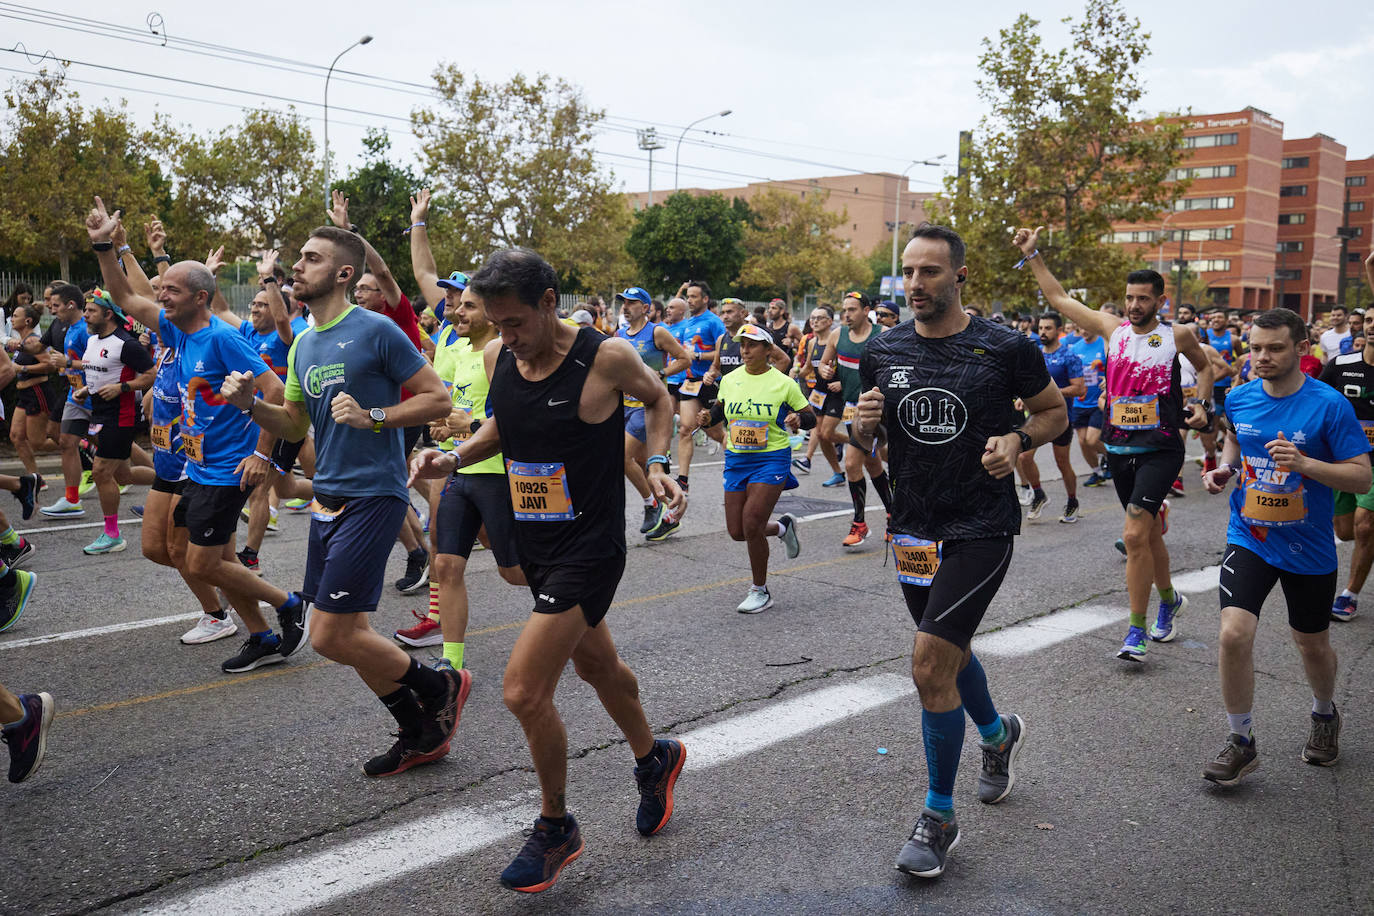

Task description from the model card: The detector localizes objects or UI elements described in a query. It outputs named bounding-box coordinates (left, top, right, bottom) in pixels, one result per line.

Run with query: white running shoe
left=736, top=585, right=774, bottom=614
left=181, top=613, right=239, bottom=645
left=40, top=497, right=85, bottom=518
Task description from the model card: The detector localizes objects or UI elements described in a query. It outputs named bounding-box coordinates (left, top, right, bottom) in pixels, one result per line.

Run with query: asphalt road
left=2, top=444, right=1371, bottom=916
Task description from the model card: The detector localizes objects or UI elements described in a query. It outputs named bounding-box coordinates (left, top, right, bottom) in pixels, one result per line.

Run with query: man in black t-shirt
left=855, top=223, right=1067, bottom=880
left=1321, top=346, right=1374, bottom=620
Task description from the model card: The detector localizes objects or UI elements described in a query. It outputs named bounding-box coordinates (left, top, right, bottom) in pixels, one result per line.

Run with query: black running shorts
left=173, top=480, right=253, bottom=547
left=435, top=472, right=520, bottom=566
left=1105, top=446, right=1183, bottom=517
left=151, top=475, right=185, bottom=495
left=525, top=552, right=627, bottom=628
left=1219, top=543, right=1335, bottom=634
left=94, top=424, right=137, bottom=461
left=900, top=535, right=1014, bottom=650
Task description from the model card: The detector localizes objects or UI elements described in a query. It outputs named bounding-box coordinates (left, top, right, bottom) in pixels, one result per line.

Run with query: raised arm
left=204, top=246, right=242, bottom=329
left=257, top=250, right=293, bottom=345
left=408, top=189, right=445, bottom=310
left=1011, top=226, right=1117, bottom=339
left=329, top=190, right=402, bottom=305
left=144, top=218, right=171, bottom=280
left=85, top=197, right=161, bottom=330
left=110, top=220, right=156, bottom=301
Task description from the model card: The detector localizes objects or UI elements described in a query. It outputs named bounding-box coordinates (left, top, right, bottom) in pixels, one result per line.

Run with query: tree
left=332, top=129, right=426, bottom=299
left=933, top=0, right=1187, bottom=308
left=0, top=70, right=165, bottom=279
left=625, top=192, right=747, bottom=295
left=412, top=67, right=632, bottom=294
left=737, top=188, right=872, bottom=306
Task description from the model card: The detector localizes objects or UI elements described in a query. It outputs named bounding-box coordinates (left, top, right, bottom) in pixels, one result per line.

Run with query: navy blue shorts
left=723, top=448, right=799, bottom=493
left=623, top=405, right=647, bottom=443
left=1070, top=405, right=1103, bottom=430
left=303, top=494, right=409, bottom=613
left=435, top=473, right=520, bottom=566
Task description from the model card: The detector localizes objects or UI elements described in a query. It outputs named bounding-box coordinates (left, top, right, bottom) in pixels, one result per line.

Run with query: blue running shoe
left=82, top=533, right=126, bottom=555
left=1149, top=593, right=1188, bottom=642
left=501, top=814, right=584, bottom=893
left=1083, top=471, right=1107, bottom=488
left=1117, top=625, right=1148, bottom=662
left=1331, top=594, right=1357, bottom=622
left=1114, top=538, right=1127, bottom=557
left=131, top=504, right=144, bottom=518
left=634, top=738, right=686, bottom=836
left=822, top=471, right=846, bottom=487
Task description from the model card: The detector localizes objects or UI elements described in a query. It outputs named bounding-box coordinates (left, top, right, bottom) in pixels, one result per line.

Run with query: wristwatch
left=120, top=382, right=131, bottom=393
left=1013, top=428, right=1033, bottom=453
left=369, top=407, right=385, bottom=432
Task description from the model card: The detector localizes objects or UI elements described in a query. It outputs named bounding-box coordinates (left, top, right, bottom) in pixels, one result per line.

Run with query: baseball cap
left=733, top=324, right=773, bottom=343
left=615, top=287, right=651, bottom=305
left=768, top=298, right=786, bottom=307
left=571, top=309, right=595, bottom=326
left=435, top=270, right=469, bottom=291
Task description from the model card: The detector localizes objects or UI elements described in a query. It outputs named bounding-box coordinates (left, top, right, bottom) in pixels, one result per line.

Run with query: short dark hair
left=50, top=282, right=82, bottom=309
left=1125, top=269, right=1165, bottom=296
left=686, top=279, right=712, bottom=299
left=812, top=304, right=835, bottom=319
left=909, top=222, right=966, bottom=270
left=1330, top=305, right=1348, bottom=316
left=1039, top=311, right=1064, bottom=328
left=1252, top=307, right=1306, bottom=345
left=468, top=247, right=559, bottom=309
left=308, top=225, right=366, bottom=295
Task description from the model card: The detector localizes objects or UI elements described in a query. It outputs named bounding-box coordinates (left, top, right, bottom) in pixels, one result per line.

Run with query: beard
left=912, top=286, right=955, bottom=323
left=1128, top=304, right=1158, bottom=327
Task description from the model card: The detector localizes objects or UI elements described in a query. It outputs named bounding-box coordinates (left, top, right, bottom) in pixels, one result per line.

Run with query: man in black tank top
left=410, top=248, right=688, bottom=894
left=765, top=298, right=800, bottom=370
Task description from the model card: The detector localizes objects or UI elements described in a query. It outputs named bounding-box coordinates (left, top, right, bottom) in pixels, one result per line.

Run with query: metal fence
left=0, top=270, right=59, bottom=303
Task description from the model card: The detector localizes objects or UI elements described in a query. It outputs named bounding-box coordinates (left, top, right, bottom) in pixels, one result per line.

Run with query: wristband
left=1013, top=250, right=1040, bottom=270
left=241, top=399, right=254, bottom=418
left=405, top=221, right=426, bottom=234
left=117, top=244, right=132, bottom=256
left=261, top=275, right=278, bottom=284
left=92, top=241, right=113, bottom=252
left=153, top=254, right=171, bottom=264
left=646, top=454, right=670, bottom=471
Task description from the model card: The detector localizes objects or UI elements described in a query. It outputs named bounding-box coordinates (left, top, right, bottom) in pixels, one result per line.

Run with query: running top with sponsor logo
left=1319, top=352, right=1374, bottom=454
left=1040, top=342, right=1083, bottom=394
left=1066, top=334, right=1107, bottom=408
left=149, top=337, right=186, bottom=481
left=81, top=327, right=153, bottom=426
left=861, top=317, right=1051, bottom=541
left=158, top=311, right=269, bottom=486
left=1103, top=320, right=1185, bottom=453
left=285, top=305, right=427, bottom=501
left=447, top=341, right=504, bottom=475
left=616, top=320, right=667, bottom=408
left=1224, top=376, right=1367, bottom=574
left=679, top=310, right=727, bottom=380
left=718, top=365, right=809, bottom=454
left=238, top=321, right=294, bottom=381
left=432, top=323, right=466, bottom=388
left=836, top=325, right=877, bottom=402
left=63, top=320, right=92, bottom=409
left=664, top=319, right=689, bottom=386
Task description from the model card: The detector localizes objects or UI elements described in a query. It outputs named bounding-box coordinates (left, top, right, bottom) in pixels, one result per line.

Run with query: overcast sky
left=4, top=0, right=1372, bottom=201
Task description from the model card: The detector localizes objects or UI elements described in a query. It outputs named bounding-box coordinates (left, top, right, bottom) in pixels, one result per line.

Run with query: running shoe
left=1114, top=538, right=1127, bottom=557
left=2, top=692, right=54, bottom=783
left=39, top=497, right=84, bottom=518
left=433, top=658, right=456, bottom=674
left=500, top=814, right=584, bottom=893
left=634, top=738, right=686, bottom=836
left=237, top=548, right=261, bottom=575
left=0, top=570, right=37, bottom=633
left=276, top=594, right=308, bottom=658
left=14, top=474, right=36, bottom=520
left=1160, top=499, right=1171, bottom=536
left=394, top=549, right=430, bottom=594
left=1203, top=734, right=1258, bottom=786
left=118, top=484, right=131, bottom=495
left=1017, top=484, right=1034, bottom=507
left=736, top=585, right=773, bottom=614
left=239, top=505, right=251, bottom=523
left=1303, top=707, right=1341, bottom=766
left=0, top=537, right=35, bottom=569
left=842, top=521, right=869, bottom=548
left=1169, top=477, right=1185, bottom=497
left=645, top=512, right=681, bottom=542
left=421, top=666, right=472, bottom=745
left=34, top=473, right=45, bottom=493
left=640, top=501, right=663, bottom=535
left=362, top=728, right=451, bottom=777
left=1026, top=492, right=1047, bottom=520
left=1083, top=471, right=1107, bottom=488
left=1100, top=462, right=1113, bottom=480
left=1059, top=500, right=1079, bottom=524
left=977, top=714, right=1026, bottom=804
left=395, top=609, right=444, bottom=647
left=283, top=497, right=311, bottom=513
left=777, top=513, right=800, bottom=559
left=82, top=533, right=126, bottom=555
left=895, top=809, right=960, bottom=878
left=1149, top=592, right=1188, bottom=642
left=1116, top=625, right=1148, bottom=662
left=792, top=456, right=811, bottom=475
left=266, top=510, right=279, bottom=533
left=676, top=474, right=690, bottom=494
left=221, top=633, right=285, bottom=673
left=77, top=470, right=95, bottom=497
left=180, top=612, right=238, bottom=645
left=131, top=504, right=144, bottom=518
left=822, top=471, right=846, bottom=488
left=1331, top=594, right=1358, bottom=622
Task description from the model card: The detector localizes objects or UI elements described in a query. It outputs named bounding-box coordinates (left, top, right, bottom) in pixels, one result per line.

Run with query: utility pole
left=1174, top=232, right=1186, bottom=309
left=637, top=128, right=666, bottom=207
left=1337, top=187, right=1357, bottom=307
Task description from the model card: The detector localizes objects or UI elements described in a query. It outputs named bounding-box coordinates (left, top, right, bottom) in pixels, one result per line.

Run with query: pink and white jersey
left=1103, top=320, right=1184, bottom=450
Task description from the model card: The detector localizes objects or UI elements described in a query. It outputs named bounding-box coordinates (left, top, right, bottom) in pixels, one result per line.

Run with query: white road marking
left=1170, top=565, right=1221, bottom=594
left=974, top=606, right=1123, bottom=657
left=0, top=612, right=200, bottom=651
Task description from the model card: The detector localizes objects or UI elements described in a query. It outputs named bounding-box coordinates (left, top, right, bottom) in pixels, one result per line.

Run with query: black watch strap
left=1014, top=428, right=1034, bottom=452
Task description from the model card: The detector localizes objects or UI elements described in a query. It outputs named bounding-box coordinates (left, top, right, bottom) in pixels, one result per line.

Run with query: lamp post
left=674, top=109, right=731, bottom=191
left=323, top=35, right=372, bottom=209
left=889, top=155, right=947, bottom=298
left=637, top=128, right=666, bottom=207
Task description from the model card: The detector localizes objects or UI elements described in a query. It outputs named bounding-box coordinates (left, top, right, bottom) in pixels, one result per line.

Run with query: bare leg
left=1218, top=607, right=1257, bottom=713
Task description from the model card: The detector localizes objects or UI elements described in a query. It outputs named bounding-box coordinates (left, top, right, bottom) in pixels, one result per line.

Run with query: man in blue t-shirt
left=672, top=280, right=726, bottom=493
left=1016, top=312, right=1085, bottom=523
left=222, top=224, right=458, bottom=780
left=1200, top=308, right=1371, bottom=787
left=1066, top=325, right=1110, bottom=486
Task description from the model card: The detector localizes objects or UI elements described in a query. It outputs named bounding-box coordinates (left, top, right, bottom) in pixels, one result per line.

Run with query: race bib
left=842, top=402, right=857, bottom=423
left=679, top=379, right=702, bottom=398
left=1241, top=479, right=1307, bottom=528
left=309, top=499, right=346, bottom=522
left=151, top=423, right=172, bottom=452
left=1110, top=395, right=1160, bottom=430
left=891, top=535, right=941, bottom=586
left=507, top=460, right=575, bottom=521
left=729, top=419, right=769, bottom=452
left=1361, top=419, right=1374, bottom=448
left=808, top=389, right=827, bottom=409
left=181, top=432, right=205, bottom=465
left=1181, top=386, right=1197, bottom=401
left=623, top=394, right=645, bottom=409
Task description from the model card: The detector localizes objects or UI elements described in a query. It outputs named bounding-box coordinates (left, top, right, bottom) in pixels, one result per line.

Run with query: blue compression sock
left=956, top=654, right=1005, bottom=744
left=922, top=706, right=965, bottom=813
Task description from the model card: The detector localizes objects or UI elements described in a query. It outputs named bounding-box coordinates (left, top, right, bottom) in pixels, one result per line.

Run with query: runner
left=1, top=681, right=51, bottom=784
left=1066, top=318, right=1111, bottom=487
left=1318, top=305, right=1353, bottom=362
left=697, top=323, right=811, bottom=612
left=1016, top=312, right=1084, bottom=522
left=791, top=306, right=845, bottom=484
left=672, top=280, right=726, bottom=493
left=409, top=247, right=687, bottom=893
left=39, top=285, right=94, bottom=519
left=613, top=286, right=688, bottom=540
left=874, top=301, right=902, bottom=329
left=1175, top=341, right=1234, bottom=495
left=762, top=297, right=801, bottom=369
left=8, top=304, right=56, bottom=481
left=818, top=292, right=893, bottom=547
left=220, top=223, right=461, bottom=778
left=1013, top=225, right=1212, bottom=658
left=1199, top=307, right=1369, bottom=785
left=856, top=223, right=1057, bottom=878
left=1321, top=330, right=1374, bottom=621
left=703, top=298, right=790, bottom=384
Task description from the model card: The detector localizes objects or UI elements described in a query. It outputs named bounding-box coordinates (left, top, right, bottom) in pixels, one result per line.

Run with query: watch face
left=369, top=408, right=385, bottom=422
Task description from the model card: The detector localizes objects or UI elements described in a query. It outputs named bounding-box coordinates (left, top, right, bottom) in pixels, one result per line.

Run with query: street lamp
left=323, top=34, right=373, bottom=209
left=637, top=127, right=666, bottom=207
left=674, top=109, right=732, bottom=191
left=889, top=155, right=947, bottom=297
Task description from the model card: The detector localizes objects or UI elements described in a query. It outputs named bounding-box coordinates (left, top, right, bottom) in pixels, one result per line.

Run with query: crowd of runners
left=3, top=196, right=1374, bottom=889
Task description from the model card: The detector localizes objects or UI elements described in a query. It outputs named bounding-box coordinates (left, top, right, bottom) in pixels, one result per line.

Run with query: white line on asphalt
left=134, top=674, right=918, bottom=916
left=974, top=606, right=1123, bottom=657
left=0, top=612, right=201, bottom=651
left=1170, top=565, right=1221, bottom=594
left=18, top=517, right=144, bottom=535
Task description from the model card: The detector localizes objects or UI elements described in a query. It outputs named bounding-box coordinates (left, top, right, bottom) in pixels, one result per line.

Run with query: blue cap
left=436, top=270, right=468, bottom=292
left=615, top=287, right=651, bottom=305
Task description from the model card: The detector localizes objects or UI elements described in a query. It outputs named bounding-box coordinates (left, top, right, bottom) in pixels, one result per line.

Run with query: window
left=1278, top=213, right=1306, bottom=225
left=1167, top=164, right=1237, bottom=181
left=1210, top=288, right=1230, bottom=307
left=1351, top=252, right=1365, bottom=263
left=1348, top=176, right=1367, bottom=187
left=1279, top=185, right=1308, bottom=197
left=1276, top=241, right=1304, bottom=252
left=1170, top=226, right=1234, bottom=242
left=1281, top=156, right=1310, bottom=169
left=1173, top=196, right=1234, bottom=211
left=1275, top=269, right=1302, bottom=281
left=1355, top=227, right=1366, bottom=237
left=1189, top=259, right=1232, bottom=273
left=1104, top=230, right=1160, bottom=244
left=1182, top=132, right=1238, bottom=149
left=1348, top=201, right=1366, bottom=212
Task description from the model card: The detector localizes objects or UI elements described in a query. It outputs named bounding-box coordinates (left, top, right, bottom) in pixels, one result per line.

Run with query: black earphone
left=956, top=275, right=966, bottom=284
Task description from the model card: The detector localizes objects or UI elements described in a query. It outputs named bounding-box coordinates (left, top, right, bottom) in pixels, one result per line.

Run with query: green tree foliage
left=413, top=67, right=632, bottom=294
left=0, top=70, right=165, bottom=279
left=737, top=188, right=871, bottom=306
left=332, top=129, right=425, bottom=298
left=934, top=0, right=1186, bottom=308
left=625, top=192, right=747, bottom=296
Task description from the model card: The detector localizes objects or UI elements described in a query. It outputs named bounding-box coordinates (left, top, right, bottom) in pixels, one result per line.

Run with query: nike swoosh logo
left=548, top=398, right=569, bottom=407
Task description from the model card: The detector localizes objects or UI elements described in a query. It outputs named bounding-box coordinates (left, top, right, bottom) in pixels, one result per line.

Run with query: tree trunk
left=58, top=240, right=70, bottom=281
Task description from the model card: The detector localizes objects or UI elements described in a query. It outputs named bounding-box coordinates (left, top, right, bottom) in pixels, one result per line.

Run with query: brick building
left=1344, top=157, right=1373, bottom=310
